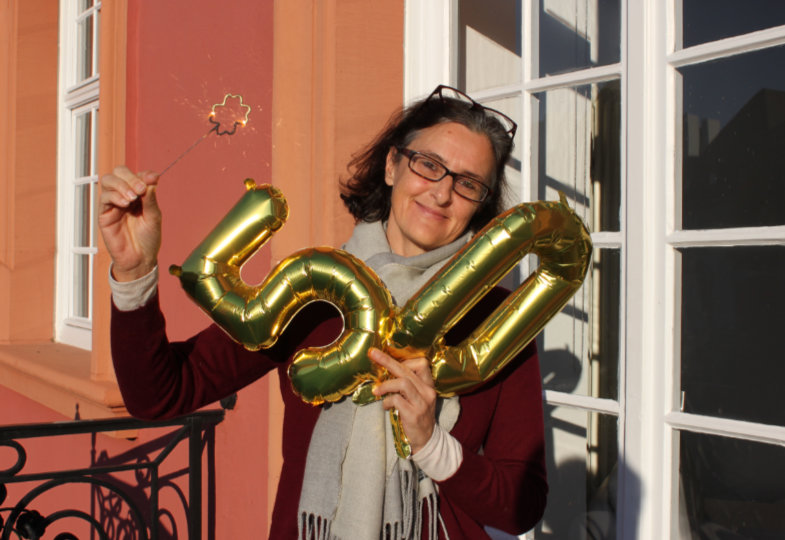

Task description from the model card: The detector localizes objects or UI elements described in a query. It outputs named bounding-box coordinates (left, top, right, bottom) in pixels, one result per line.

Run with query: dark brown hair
left=340, top=93, right=514, bottom=232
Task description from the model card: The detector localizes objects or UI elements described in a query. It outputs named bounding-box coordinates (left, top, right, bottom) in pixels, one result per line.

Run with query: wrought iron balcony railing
left=0, top=410, right=224, bottom=540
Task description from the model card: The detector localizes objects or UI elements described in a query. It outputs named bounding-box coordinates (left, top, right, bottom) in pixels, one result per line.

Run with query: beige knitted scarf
left=297, top=221, right=470, bottom=540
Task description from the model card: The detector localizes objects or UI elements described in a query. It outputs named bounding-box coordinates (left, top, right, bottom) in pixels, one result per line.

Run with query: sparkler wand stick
left=159, top=124, right=218, bottom=177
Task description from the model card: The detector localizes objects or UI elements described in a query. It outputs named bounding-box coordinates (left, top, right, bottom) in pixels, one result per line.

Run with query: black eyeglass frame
left=395, top=146, right=493, bottom=203
left=426, top=84, right=518, bottom=139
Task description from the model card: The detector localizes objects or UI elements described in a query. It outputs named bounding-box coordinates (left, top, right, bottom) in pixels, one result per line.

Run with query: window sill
left=0, top=342, right=127, bottom=421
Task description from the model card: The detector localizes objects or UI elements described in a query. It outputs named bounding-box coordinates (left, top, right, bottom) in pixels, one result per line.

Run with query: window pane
left=78, top=0, right=94, bottom=12
left=682, top=0, right=785, bottom=49
left=73, top=183, right=91, bottom=248
left=680, top=46, right=785, bottom=229
left=72, top=254, right=90, bottom=318
left=534, top=80, right=621, bottom=232
left=75, top=110, right=92, bottom=178
left=540, top=248, right=620, bottom=400
left=534, top=408, right=618, bottom=538
left=679, top=431, right=785, bottom=539
left=94, top=12, right=100, bottom=77
left=76, top=15, right=94, bottom=83
left=477, top=95, right=522, bottom=205
left=93, top=108, right=99, bottom=174
left=680, top=246, right=785, bottom=426
left=537, top=0, right=620, bottom=77
left=458, top=0, right=521, bottom=93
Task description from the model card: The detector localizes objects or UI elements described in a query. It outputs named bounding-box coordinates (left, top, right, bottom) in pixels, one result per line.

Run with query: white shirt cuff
left=109, top=265, right=159, bottom=311
left=411, top=424, right=463, bottom=482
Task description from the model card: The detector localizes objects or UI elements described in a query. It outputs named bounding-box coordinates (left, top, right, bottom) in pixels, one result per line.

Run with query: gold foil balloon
left=172, top=180, right=592, bottom=457
left=384, top=192, right=592, bottom=397
left=170, top=180, right=393, bottom=404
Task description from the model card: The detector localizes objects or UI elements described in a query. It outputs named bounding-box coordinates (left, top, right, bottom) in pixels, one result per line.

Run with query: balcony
left=0, top=410, right=224, bottom=540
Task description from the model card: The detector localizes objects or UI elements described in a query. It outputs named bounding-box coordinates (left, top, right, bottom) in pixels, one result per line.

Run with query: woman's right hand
left=98, top=166, right=162, bottom=282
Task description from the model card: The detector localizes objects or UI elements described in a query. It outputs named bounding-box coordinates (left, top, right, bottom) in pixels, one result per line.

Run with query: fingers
left=370, top=348, right=437, bottom=454
left=368, top=348, right=434, bottom=388
left=370, top=348, right=432, bottom=383
left=370, top=349, right=436, bottom=410
left=99, top=167, right=159, bottom=212
left=97, top=165, right=163, bottom=281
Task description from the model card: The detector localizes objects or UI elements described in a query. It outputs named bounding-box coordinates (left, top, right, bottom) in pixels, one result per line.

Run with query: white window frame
left=406, top=1, right=785, bottom=539
left=406, top=1, right=629, bottom=537
left=56, top=1, right=101, bottom=350
left=659, top=7, right=785, bottom=538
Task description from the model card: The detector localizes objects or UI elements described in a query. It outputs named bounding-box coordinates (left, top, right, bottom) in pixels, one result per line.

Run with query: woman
left=100, top=85, right=547, bottom=539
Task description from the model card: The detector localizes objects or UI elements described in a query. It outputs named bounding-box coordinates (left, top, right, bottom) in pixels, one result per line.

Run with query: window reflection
left=538, top=0, right=620, bottom=77
left=75, top=111, right=92, bottom=178
left=480, top=95, right=522, bottom=205
left=458, top=0, right=521, bottom=92
left=680, top=46, right=785, bottom=229
left=680, top=431, right=785, bottom=538
left=682, top=0, right=785, bottom=49
left=535, top=408, right=619, bottom=538
left=539, top=247, right=619, bottom=401
left=680, top=246, right=785, bottom=426
left=74, top=184, right=91, bottom=248
left=73, top=254, right=90, bottom=319
left=534, top=80, right=620, bottom=232
left=76, top=15, right=93, bottom=83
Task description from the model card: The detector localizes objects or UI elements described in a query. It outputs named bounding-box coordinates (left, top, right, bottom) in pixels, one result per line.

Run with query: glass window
left=411, top=0, right=785, bottom=537
left=481, top=95, right=522, bottom=205
left=450, top=4, right=623, bottom=536
left=680, top=246, right=785, bottom=426
left=73, top=183, right=92, bottom=248
left=72, top=253, right=91, bottom=319
left=75, top=110, right=93, bottom=178
left=58, top=1, right=100, bottom=349
left=682, top=0, right=785, bottom=49
left=537, top=0, right=620, bottom=77
left=536, top=408, right=618, bottom=538
left=76, top=14, right=94, bottom=83
left=458, top=0, right=521, bottom=93
left=540, top=247, right=620, bottom=400
left=679, top=431, right=785, bottom=539
left=680, top=45, right=785, bottom=230
left=533, top=80, right=621, bottom=232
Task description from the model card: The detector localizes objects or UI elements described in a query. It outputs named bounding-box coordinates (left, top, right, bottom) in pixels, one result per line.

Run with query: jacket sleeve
left=110, top=291, right=291, bottom=420
left=437, top=291, right=548, bottom=534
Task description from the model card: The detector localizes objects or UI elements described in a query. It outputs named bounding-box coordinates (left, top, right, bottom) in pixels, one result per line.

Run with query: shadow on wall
left=89, top=424, right=218, bottom=540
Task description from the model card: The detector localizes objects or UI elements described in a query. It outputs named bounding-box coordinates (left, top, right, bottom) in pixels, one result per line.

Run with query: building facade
left=1, top=1, right=784, bottom=538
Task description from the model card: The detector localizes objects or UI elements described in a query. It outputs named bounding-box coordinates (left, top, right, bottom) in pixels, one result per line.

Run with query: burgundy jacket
left=111, top=287, right=547, bottom=538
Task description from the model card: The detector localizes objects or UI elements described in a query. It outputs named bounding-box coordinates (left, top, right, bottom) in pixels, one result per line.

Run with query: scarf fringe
left=299, top=494, right=444, bottom=540
left=418, top=492, right=445, bottom=540
left=300, top=512, right=332, bottom=540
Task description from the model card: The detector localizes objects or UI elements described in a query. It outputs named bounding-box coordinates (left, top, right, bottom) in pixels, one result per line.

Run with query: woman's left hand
left=369, top=348, right=437, bottom=455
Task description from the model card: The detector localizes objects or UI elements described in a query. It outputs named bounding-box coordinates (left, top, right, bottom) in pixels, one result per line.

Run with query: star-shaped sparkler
left=209, top=94, right=251, bottom=135
left=160, top=93, right=251, bottom=176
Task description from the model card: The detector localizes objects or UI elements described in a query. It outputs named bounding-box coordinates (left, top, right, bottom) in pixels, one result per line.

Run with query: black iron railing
left=0, top=410, right=224, bottom=540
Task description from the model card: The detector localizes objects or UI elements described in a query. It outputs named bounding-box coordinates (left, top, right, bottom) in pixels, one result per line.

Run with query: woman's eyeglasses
left=396, top=147, right=492, bottom=203
left=426, top=85, right=517, bottom=139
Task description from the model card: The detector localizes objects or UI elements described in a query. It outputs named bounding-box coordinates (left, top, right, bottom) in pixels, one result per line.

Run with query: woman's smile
left=384, top=122, right=495, bottom=257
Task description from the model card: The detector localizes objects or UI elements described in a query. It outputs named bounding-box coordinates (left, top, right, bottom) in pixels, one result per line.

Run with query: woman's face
left=384, top=122, right=495, bottom=257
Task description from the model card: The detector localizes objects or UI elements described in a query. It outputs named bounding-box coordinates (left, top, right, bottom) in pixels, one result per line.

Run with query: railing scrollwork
left=0, top=411, right=224, bottom=540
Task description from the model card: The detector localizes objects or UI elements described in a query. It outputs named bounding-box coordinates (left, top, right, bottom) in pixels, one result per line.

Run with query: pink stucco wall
left=124, top=1, right=276, bottom=537
left=1, top=0, right=404, bottom=536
